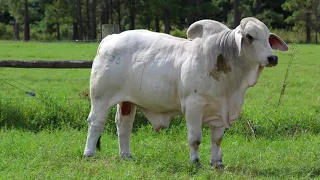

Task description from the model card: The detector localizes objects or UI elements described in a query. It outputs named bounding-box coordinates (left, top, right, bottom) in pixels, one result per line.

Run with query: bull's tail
left=96, top=135, right=101, bottom=151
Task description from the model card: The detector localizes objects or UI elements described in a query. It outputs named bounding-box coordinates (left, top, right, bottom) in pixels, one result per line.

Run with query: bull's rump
left=91, top=30, right=189, bottom=112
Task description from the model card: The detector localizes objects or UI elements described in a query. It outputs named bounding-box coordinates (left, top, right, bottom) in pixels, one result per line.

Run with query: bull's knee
left=192, top=140, right=201, bottom=151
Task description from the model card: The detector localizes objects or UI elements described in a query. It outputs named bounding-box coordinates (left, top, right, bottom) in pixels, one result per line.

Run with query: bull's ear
left=269, top=33, right=288, bottom=51
left=235, top=28, right=243, bottom=56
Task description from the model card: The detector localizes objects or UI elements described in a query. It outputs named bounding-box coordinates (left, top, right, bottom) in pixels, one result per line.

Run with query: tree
left=117, top=0, right=121, bottom=31
left=76, top=0, right=83, bottom=40
left=0, top=0, right=25, bottom=40
left=43, top=0, right=75, bottom=40
left=128, top=0, right=135, bottom=30
left=24, top=0, right=30, bottom=41
left=0, top=0, right=315, bottom=41
left=90, top=0, right=97, bottom=40
left=254, top=0, right=262, bottom=14
left=86, top=0, right=91, bottom=39
left=110, top=0, right=113, bottom=24
left=100, top=0, right=109, bottom=25
left=233, top=0, right=241, bottom=28
left=283, top=0, right=320, bottom=43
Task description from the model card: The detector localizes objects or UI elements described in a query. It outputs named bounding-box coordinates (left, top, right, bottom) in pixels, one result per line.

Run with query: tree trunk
left=106, top=0, right=109, bottom=24
left=24, top=0, right=30, bottom=41
left=14, top=19, right=20, bottom=41
left=196, top=0, right=200, bottom=20
left=90, top=0, right=97, bottom=40
left=255, top=0, right=261, bottom=14
left=86, top=0, right=91, bottom=40
left=117, top=0, right=121, bottom=31
left=101, top=0, right=108, bottom=24
left=306, top=11, right=311, bottom=43
left=76, top=0, right=83, bottom=40
left=129, top=0, right=135, bottom=30
left=164, top=10, right=171, bottom=34
left=146, top=17, right=151, bottom=30
left=233, top=0, right=241, bottom=28
left=110, top=0, right=113, bottom=24
left=316, top=30, right=318, bottom=44
left=73, top=22, right=79, bottom=40
left=57, top=23, right=60, bottom=40
left=155, top=16, right=160, bottom=32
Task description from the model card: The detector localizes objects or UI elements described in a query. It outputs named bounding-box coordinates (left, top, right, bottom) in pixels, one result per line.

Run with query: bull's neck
left=215, top=30, right=262, bottom=89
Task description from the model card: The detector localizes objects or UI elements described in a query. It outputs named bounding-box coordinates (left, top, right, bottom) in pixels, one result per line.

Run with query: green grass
left=0, top=41, right=320, bottom=179
left=0, top=128, right=319, bottom=179
left=0, top=41, right=98, bottom=60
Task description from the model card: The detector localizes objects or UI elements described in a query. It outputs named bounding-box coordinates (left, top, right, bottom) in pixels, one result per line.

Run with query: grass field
left=0, top=41, right=320, bottom=179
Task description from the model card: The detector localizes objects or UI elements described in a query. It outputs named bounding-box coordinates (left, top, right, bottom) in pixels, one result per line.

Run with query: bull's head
left=235, top=17, right=288, bottom=67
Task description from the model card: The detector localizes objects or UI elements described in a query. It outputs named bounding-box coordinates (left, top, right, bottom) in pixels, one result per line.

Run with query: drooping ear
left=234, top=27, right=243, bottom=56
left=269, top=33, right=288, bottom=51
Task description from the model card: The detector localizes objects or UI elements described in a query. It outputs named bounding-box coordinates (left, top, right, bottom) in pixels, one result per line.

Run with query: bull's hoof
left=190, top=158, right=202, bottom=168
left=210, top=160, right=224, bottom=169
left=120, top=154, right=133, bottom=160
left=154, top=126, right=161, bottom=133
left=192, top=158, right=200, bottom=163
left=83, top=151, right=95, bottom=157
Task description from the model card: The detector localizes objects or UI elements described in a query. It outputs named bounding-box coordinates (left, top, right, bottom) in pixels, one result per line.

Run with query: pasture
left=0, top=41, right=319, bottom=179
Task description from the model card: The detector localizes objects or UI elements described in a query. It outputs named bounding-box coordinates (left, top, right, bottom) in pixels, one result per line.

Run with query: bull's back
left=92, top=30, right=189, bottom=112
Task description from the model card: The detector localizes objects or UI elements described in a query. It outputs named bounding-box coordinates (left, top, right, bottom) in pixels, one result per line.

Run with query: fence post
left=101, top=24, right=120, bottom=39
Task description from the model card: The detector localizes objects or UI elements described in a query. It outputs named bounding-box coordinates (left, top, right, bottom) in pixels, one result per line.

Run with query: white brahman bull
left=83, top=17, right=288, bottom=167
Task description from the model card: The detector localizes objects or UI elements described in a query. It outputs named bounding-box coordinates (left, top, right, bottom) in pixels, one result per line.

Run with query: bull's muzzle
left=267, top=55, right=278, bottom=67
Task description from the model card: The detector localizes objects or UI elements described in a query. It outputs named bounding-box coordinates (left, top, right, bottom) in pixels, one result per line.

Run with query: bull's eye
left=246, top=34, right=254, bottom=43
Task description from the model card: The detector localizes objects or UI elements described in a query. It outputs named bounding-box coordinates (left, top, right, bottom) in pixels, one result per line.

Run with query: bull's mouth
left=260, top=64, right=277, bottom=68
left=266, top=63, right=277, bottom=67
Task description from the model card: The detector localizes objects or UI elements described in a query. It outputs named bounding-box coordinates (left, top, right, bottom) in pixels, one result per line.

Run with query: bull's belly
left=121, top=76, right=181, bottom=113
left=127, top=92, right=181, bottom=113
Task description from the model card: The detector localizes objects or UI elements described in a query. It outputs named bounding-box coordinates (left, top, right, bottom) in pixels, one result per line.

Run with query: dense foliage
left=0, top=0, right=319, bottom=43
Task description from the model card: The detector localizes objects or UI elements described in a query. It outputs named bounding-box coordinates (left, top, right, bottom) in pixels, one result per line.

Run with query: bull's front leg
left=210, top=126, right=225, bottom=168
left=185, top=100, right=204, bottom=163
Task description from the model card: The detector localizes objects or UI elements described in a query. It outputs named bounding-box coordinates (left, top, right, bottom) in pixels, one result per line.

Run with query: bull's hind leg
left=115, top=102, right=136, bottom=158
left=84, top=99, right=110, bottom=157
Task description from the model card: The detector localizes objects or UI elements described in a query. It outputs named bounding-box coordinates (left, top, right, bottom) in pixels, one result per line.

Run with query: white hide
left=84, top=17, right=288, bottom=166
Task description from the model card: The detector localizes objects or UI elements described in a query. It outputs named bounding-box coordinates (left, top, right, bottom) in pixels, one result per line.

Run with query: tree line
left=0, top=0, right=319, bottom=43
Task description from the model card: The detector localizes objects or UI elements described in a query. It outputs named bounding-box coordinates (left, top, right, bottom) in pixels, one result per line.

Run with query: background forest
left=0, top=0, right=319, bottom=43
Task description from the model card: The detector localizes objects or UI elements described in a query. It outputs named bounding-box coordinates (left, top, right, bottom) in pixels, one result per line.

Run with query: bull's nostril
left=268, top=55, right=278, bottom=65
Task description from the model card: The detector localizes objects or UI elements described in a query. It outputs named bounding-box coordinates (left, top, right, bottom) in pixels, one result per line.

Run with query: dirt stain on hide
left=209, top=54, right=231, bottom=81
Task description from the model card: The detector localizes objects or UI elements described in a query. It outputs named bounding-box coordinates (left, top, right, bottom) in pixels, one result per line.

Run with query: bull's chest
left=201, top=90, right=246, bottom=128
